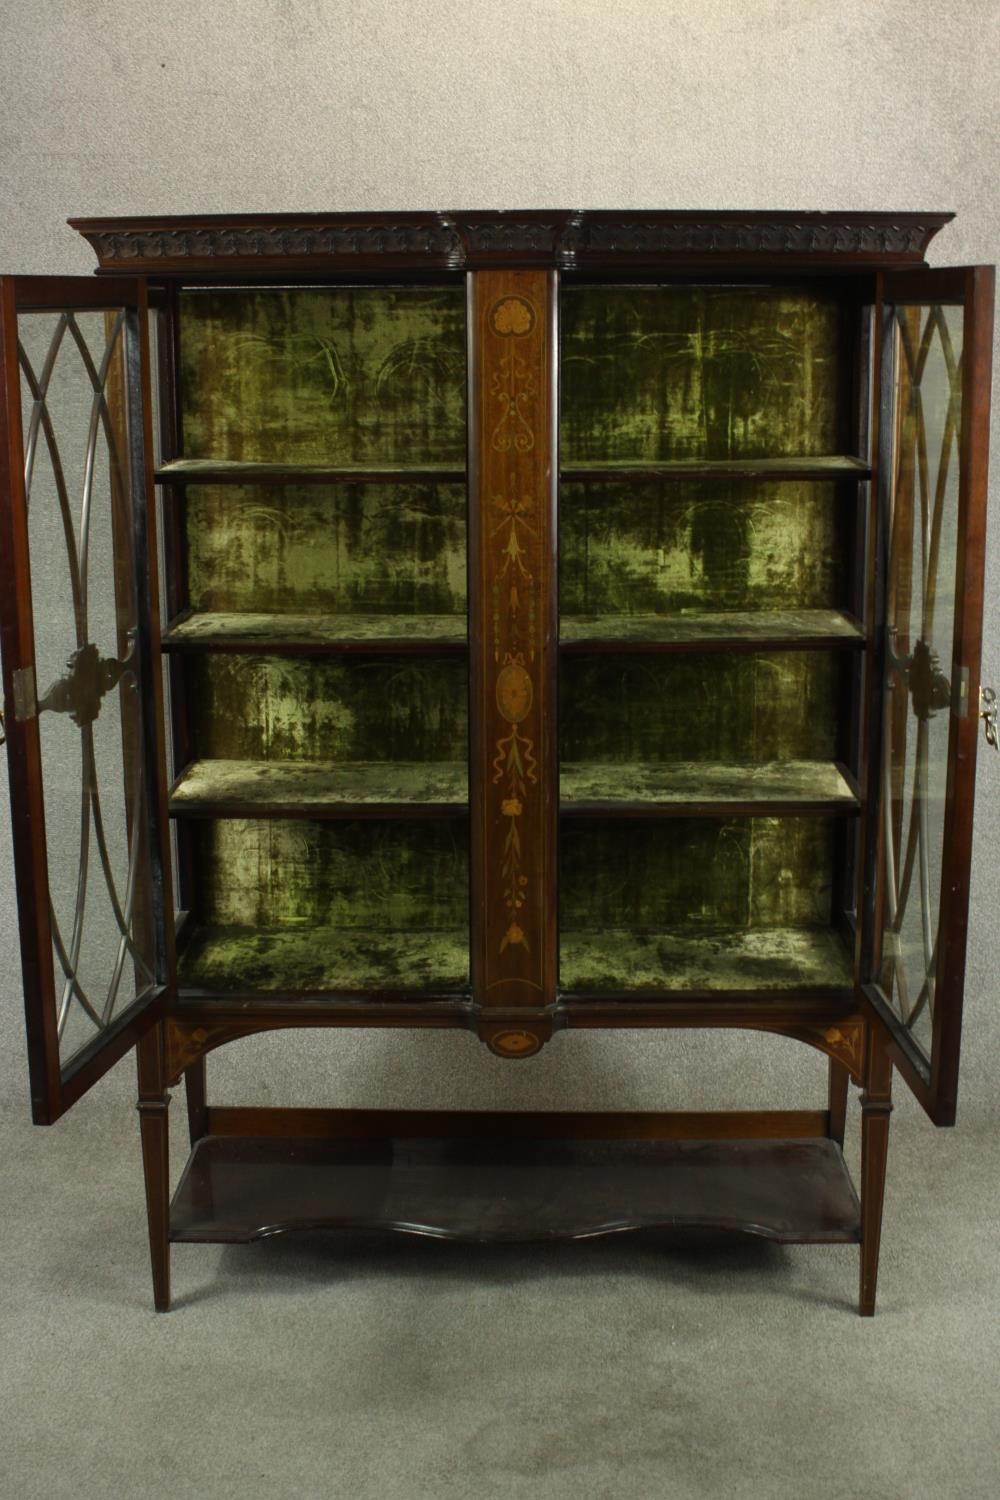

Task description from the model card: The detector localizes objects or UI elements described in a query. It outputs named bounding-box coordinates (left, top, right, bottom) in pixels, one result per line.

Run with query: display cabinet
left=0, top=212, right=993, bottom=1313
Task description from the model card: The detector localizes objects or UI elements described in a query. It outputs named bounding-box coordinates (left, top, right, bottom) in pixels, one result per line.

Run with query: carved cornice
left=560, top=214, right=950, bottom=262
left=70, top=210, right=953, bottom=275
left=74, top=217, right=461, bottom=271
left=456, top=215, right=577, bottom=261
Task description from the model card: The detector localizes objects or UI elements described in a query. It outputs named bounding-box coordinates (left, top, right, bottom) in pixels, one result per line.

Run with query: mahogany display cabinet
left=0, top=211, right=995, bottom=1313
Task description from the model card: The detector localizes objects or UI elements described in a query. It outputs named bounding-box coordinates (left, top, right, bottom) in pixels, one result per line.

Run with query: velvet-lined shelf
left=559, top=759, right=859, bottom=816
left=155, top=460, right=467, bottom=485
left=168, top=757, right=858, bottom=819
left=161, top=611, right=468, bottom=653
left=164, top=609, right=861, bottom=656
left=560, top=926, right=854, bottom=996
left=169, top=759, right=469, bottom=818
left=559, top=457, right=871, bottom=482
left=559, top=609, right=864, bottom=652
left=174, top=923, right=849, bottom=999
left=177, top=925, right=470, bottom=994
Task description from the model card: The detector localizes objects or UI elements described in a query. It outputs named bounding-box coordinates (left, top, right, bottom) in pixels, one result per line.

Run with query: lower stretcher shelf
left=170, top=1135, right=863, bottom=1245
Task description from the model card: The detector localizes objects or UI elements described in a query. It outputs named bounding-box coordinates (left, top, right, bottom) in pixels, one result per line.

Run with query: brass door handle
left=980, top=686, right=998, bottom=750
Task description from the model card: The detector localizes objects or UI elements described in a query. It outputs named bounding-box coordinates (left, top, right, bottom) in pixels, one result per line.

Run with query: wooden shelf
left=560, top=609, right=865, bottom=653
left=560, top=456, right=871, bottom=482
left=162, top=611, right=467, bottom=654
left=170, top=759, right=469, bottom=818
left=170, top=758, right=856, bottom=820
left=155, top=459, right=466, bottom=485
left=560, top=760, right=860, bottom=817
left=177, top=925, right=470, bottom=994
left=170, top=1134, right=862, bottom=1246
left=560, top=926, right=853, bottom=995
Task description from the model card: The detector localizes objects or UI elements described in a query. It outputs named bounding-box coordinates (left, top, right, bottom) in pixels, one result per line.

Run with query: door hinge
left=953, top=665, right=970, bottom=718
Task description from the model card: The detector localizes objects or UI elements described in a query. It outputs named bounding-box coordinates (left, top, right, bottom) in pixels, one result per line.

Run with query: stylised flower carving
left=501, top=797, right=523, bottom=817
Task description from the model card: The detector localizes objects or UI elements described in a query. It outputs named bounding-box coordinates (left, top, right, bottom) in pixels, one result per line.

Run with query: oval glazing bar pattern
left=17, top=309, right=156, bottom=1067
left=879, top=302, right=963, bottom=1059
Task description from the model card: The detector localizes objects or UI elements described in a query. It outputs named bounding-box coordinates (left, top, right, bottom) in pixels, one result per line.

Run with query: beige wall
left=1, top=0, right=998, bottom=1126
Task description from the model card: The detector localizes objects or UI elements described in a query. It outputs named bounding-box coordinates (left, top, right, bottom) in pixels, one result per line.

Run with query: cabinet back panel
left=560, top=286, right=844, bottom=462
left=560, top=480, right=847, bottom=616
left=192, top=818, right=468, bottom=931
left=560, top=817, right=836, bottom=932
left=185, top=482, right=467, bottom=616
left=179, top=288, right=466, bottom=464
left=559, top=651, right=840, bottom=764
left=186, top=654, right=467, bottom=762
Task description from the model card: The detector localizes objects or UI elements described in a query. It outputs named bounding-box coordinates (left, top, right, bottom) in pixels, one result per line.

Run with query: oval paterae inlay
left=496, top=660, right=533, bottom=723
left=488, top=1030, right=542, bottom=1058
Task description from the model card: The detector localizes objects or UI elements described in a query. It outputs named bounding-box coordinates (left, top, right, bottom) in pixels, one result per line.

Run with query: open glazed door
left=0, top=277, right=174, bottom=1124
left=864, top=266, right=995, bottom=1124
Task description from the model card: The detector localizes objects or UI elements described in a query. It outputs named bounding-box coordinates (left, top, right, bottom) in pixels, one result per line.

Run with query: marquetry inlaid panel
left=470, top=271, right=557, bottom=1007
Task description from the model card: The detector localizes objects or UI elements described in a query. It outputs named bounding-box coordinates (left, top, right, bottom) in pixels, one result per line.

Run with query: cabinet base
left=170, top=1134, right=861, bottom=1246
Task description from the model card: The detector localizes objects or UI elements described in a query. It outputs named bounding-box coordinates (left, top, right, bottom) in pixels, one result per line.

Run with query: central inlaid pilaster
left=469, top=270, right=557, bottom=1029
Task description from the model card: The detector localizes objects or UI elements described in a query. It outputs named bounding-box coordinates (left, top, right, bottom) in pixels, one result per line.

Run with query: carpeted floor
left=1, top=1084, right=998, bottom=1500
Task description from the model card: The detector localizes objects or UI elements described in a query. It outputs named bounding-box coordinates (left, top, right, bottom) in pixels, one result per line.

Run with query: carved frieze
left=77, top=218, right=462, bottom=268
left=72, top=212, right=951, bottom=273
left=559, top=216, right=946, bottom=260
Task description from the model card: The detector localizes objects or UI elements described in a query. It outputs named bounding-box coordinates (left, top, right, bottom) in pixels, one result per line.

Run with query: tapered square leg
left=859, top=1030, right=893, bottom=1316
left=184, top=1055, right=208, bottom=1146
left=828, top=1058, right=850, bottom=1147
left=137, top=1026, right=171, bottom=1312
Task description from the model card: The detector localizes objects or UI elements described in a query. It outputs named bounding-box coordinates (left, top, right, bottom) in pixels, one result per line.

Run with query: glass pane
left=19, top=309, right=157, bottom=1070
left=879, top=303, right=963, bottom=1057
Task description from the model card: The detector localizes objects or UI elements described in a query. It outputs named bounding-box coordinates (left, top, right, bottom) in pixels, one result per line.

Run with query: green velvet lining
left=172, top=759, right=468, bottom=809
left=559, top=817, right=837, bottom=932
left=179, top=287, right=466, bottom=465
left=171, top=282, right=856, bottom=995
left=185, top=482, right=467, bottom=617
left=559, top=651, right=839, bottom=765
left=560, top=286, right=844, bottom=462
left=560, top=926, right=851, bottom=993
left=191, top=818, right=468, bottom=931
left=561, top=457, right=867, bottom=477
left=178, top=926, right=470, bottom=993
left=166, top=612, right=467, bottom=648
left=559, top=480, right=846, bottom=616
left=170, top=758, right=854, bottom=814
left=186, top=653, right=467, bottom=764
left=560, top=610, right=861, bottom=646
left=559, top=760, right=855, bottom=809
